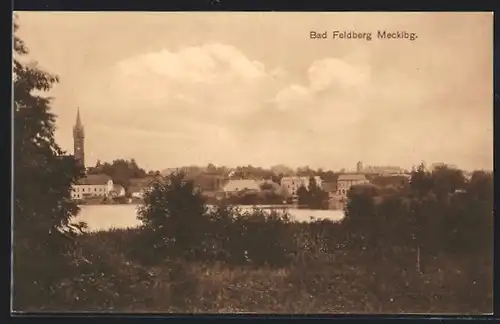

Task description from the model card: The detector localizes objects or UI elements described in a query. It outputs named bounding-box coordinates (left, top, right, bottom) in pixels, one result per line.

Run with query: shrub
left=237, top=208, right=295, bottom=267
left=137, top=172, right=209, bottom=261
left=205, top=204, right=296, bottom=267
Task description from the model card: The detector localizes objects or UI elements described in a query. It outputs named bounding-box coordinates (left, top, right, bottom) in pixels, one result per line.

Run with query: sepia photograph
left=12, top=11, right=493, bottom=314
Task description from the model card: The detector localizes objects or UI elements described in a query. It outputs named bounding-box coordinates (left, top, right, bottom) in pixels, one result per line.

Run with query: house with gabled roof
left=71, top=174, right=114, bottom=200
left=222, top=179, right=260, bottom=196
left=280, top=176, right=323, bottom=198
left=327, top=173, right=371, bottom=210
left=336, top=174, right=370, bottom=197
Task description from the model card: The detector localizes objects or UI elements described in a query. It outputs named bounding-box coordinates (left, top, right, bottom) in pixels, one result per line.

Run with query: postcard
left=12, top=11, right=493, bottom=314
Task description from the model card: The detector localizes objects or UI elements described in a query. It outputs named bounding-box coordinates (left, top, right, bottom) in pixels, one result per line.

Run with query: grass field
left=25, top=227, right=491, bottom=314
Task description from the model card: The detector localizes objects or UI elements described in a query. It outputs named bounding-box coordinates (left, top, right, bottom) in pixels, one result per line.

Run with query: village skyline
left=86, top=159, right=464, bottom=175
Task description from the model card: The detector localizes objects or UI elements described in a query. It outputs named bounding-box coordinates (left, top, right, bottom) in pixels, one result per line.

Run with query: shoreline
left=78, top=202, right=341, bottom=211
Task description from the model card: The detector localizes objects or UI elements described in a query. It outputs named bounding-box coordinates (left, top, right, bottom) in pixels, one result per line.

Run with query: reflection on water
left=75, top=204, right=345, bottom=232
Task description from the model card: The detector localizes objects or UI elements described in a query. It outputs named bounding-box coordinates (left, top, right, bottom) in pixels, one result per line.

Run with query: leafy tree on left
left=13, top=17, right=84, bottom=310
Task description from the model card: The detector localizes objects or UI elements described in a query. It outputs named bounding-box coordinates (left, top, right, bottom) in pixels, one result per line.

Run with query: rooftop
left=223, top=179, right=260, bottom=191
left=76, top=174, right=112, bottom=185
left=338, top=174, right=367, bottom=181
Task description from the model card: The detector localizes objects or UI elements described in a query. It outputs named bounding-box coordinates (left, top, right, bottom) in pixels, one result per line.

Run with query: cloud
left=79, top=44, right=276, bottom=119
left=268, top=58, right=373, bottom=135
left=118, top=43, right=266, bottom=82
left=307, top=58, right=371, bottom=92
left=274, top=84, right=311, bottom=111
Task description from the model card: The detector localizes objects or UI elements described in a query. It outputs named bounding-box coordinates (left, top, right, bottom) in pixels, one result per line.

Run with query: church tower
left=73, top=107, right=85, bottom=168
left=356, top=161, right=363, bottom=174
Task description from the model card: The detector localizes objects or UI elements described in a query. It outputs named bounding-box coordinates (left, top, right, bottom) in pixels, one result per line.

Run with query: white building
left=280, top=176, right=323, bottom=197
left=128, top=183, right=151, bottom=199
left=109, top=184, right=126, bottom=198
left=71, top=174, right=114, bottom=200
left=129, top=187, right=149, bottom=199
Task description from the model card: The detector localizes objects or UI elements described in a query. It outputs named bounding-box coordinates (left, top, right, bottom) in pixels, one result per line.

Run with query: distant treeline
left=87, top=161, right=346, bottom=187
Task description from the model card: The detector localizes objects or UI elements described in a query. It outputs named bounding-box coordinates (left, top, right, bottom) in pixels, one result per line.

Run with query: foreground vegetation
left=17, top=221, right=492, bottom=314
left=15, top=168, right=493, bottom=314
left=13, top=17, right=492, bottom=314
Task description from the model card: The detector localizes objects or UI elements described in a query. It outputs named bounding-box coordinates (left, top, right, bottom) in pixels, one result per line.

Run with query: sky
left=14, top=12, right=493, bottom=172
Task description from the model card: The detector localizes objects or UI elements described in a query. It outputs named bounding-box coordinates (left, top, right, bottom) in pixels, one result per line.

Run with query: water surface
left=75, top=204, right=345, bottom=232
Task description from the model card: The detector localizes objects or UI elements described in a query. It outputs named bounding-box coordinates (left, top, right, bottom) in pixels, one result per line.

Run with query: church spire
left=75, top=106, right=83, bottom=129
left=73, top=107, right=85, bottom=168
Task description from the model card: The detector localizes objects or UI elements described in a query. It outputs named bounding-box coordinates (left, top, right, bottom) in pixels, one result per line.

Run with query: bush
left=237, top=208, right=295, bottom=267
left=205, top=204, right=296, bottom=267
left=137, top=172, right=209, bottom=261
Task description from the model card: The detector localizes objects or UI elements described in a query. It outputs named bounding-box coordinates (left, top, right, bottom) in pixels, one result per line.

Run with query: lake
left=74, top=204, right=345, bottom=232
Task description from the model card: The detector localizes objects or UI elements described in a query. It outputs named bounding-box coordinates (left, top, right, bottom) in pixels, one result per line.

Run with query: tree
left=307, top=176, right=328, bottom=209
left=297, top=166, right=315, bottom=177
left=467, top=170, right=493, bottom=203
left=87, top=159, right=104, bottom=175
left=270, top=164, right=294, bottom=176
left=297, top=185, right=309, bottom=207
left=317, top=170, right=337, bottom=182
left=296, top=177, right=327, bottom=209
left=206, top=163, right=217, bottom=173
left=137, top=172, right=209, bottom=261
left=342, top=184, right=378, bottom=250
left=410, top=163, right=433, bottom=197
left=431, top=164, right=466, bottom=201
left=13, top=17, right=84, bottom=309
left=444, top=170, right=493, bottom=254
left=271, top=173, right=283, bottom=185
left=97, top=159, right=147, bottom=187
left=376, top=193, right=408, bottom=239
left=344, top=185, right=377, bottom=221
